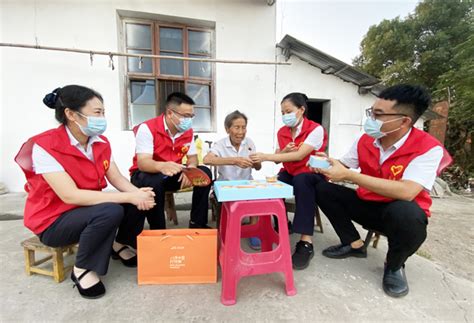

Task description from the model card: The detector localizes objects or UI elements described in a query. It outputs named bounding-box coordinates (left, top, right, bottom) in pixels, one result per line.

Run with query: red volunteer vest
left=129, top=114, right=193, bottom=175
left=277, top=118, right=328, bottom=176
left=356, top=128, right=452, bottom=217
left=14, top=125, right=111, bottom=234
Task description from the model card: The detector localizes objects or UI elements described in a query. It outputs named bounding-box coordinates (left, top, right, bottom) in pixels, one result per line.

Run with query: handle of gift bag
left=160, top=232, right=200, bottom=241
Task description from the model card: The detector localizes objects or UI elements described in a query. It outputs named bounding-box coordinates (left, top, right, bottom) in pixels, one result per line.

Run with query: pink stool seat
left=219, top=199, right=296, bottom=305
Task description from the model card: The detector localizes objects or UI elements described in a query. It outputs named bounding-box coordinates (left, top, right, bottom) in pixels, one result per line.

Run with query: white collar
left=296, top=118, right=304, bottom=132
left=225, top=136, right=247, bottom=148
left=291, top=118, right=304, bottom=138
left=373, top=128, right=412, bottom=151
left=65, top=125, right=105, bottom=147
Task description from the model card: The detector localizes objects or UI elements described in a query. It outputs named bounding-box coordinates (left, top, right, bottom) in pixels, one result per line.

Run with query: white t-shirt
left=135, top=121, right=197, bottom=155
left=32, top=126, right=112, bottom=174
left=209, top=137, right=256, bottom=181
left=276, top=119, right=324, bottom=151
left=339, top=129, right=443, bottom=191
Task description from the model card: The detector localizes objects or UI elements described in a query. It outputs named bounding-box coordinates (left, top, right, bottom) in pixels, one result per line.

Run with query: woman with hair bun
left=250, top=92, right=327, bottom=270
left=15, top=85, right=156, bottom=299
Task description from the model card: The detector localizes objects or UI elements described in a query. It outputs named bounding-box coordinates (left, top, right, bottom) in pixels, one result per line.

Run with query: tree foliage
left=354, top=0, right=473, bottom=189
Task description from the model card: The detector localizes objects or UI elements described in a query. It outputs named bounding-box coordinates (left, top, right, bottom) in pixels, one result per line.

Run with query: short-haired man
left=312, top=84, right=451, bottom=297
left=127, top=92, right=212, bottom=231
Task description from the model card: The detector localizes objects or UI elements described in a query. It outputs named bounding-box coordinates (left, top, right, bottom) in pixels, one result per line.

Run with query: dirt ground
left=403, top=195, right=473, bottom=281
left=1, top=192, right=473, bottom=283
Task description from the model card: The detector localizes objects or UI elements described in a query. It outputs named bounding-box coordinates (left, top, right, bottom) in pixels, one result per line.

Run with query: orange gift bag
left=137, top=229, right=218, bottom=285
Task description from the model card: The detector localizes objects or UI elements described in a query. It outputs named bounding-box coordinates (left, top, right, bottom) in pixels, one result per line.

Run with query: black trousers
left=315, top=181, right=428, bottom=270
left=39, top=203, right=124, bottom=275
left=119, top=166, right=212, bottom=241
left=278, top=170, right=326, bottom=236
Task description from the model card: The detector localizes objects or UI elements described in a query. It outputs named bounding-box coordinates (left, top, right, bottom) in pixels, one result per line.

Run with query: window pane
left=189, top=55, right=211, bottom=78
left=126, top=24, right=151, bottom=49
left=158, top=80, right=185, bottom=112
left=160, top=28, right=183, bottom=52
left=186, top=83, right=210, bottom=106
left=127, top=50, right=152, bottom=73
left=188, top=31, right=211, bottom=55
left=130, top=80, right=156, bottom=126
left=192, top=107, right=211, bottom=131
left=160, top=52, right=184, bottom=76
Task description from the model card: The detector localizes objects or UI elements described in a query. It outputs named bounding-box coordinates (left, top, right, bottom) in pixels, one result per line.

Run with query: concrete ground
left=0, top=192, right=473, bottom=322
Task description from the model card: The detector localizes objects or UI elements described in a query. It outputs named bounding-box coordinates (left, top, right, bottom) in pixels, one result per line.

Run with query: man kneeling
left=313, top=84, right=451, bottom=297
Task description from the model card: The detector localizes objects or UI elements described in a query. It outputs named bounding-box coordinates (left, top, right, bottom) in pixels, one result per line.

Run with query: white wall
left=276, top=53, right=377, bottom=159
left=0, top=0, right=277, bottom=191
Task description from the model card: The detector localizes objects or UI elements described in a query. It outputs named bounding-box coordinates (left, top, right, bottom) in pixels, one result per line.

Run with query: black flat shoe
left=322, top=244, right=367, bottom=259
left=111, top=246, right=137, bottom=267
left=292, top=241, right=314, bottom=270
left=383, top=265, right=409, bottom=297
left=71, top=270, right=105, bottom=299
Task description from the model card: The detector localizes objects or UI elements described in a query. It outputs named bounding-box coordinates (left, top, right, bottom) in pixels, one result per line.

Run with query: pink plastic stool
left=218, top=199, right=296, bottom=305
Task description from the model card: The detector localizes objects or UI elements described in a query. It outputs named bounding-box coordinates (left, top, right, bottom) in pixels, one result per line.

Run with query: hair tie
left=43, top=87, right=62, bottom=109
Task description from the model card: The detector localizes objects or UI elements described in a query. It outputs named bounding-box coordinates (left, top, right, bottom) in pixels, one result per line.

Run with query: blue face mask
left=171, top=111, right=193, bottom=132
left=363, top=117, right=403, bottom=139
left=282, top=112, right=299, bottom=127
left=176, top=117, right=193, bottom=132
left=75, top=112, right=107, bottom=136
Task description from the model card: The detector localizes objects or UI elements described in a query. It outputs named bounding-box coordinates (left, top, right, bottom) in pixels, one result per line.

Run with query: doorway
left=306, top=99, right=330, bottom=150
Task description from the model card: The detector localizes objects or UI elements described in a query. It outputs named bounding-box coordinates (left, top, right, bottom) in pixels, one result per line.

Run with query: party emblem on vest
left=390, top=165, right=404, bottom=177
left=181, top=144, right=190, bottom=154
left=103, top=159, right=110, bottom=171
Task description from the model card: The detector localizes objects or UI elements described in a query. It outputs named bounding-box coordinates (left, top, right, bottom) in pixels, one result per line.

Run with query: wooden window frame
left=122, top=18, right=215, bottom=132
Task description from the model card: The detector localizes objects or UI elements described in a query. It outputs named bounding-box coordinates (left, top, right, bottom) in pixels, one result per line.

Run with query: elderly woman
left=204, top=110, right=262, bottom=249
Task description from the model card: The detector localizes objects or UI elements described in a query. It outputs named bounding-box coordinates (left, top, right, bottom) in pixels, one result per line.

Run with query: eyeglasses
left=365, top=107, right=407, bottom=120
left=172, top=109, right=195, bottom=119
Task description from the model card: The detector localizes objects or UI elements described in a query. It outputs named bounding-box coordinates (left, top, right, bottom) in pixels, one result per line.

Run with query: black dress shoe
left=71, top=270, right=105, bottom=299
left=111, top=246, right=137, bottom=267
left=322, top=244, right=367, bottom=259
left=383, top=265, right=409, bottom=297
left=189, top=221, right=212, bottom=229
left=292, top=241, right=314, bottom=270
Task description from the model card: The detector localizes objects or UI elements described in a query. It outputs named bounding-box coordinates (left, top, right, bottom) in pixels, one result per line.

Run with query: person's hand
left=178, top=172, right=193, bottom=189
left=310, top=158, right=350, bottom=182
left=139, top=187, right=155, bottom=196
left=249, top=153, right=267, bottom=163
left=160, top=162, right=184, bottom=177
left=234, top=157, right=254, bottom=169
left=281, top=142, right=297, bottom=153
left=130, top=189, right=156, bottom=211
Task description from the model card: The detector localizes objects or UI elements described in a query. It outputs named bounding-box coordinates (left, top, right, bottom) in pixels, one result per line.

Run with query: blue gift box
left=213, top=180, right=294, bottom=202
left=308, top=155, right=331, bottom=169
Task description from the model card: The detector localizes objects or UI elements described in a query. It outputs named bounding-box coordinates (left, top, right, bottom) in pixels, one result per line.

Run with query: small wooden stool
left=363, top=229, right=383, bottom=249
left=164, top=187, right=194, bottom=225
left=21, top=236, right=76, bottom=283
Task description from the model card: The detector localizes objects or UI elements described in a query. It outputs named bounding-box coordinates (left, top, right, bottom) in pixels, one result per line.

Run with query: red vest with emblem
left=356, top=128, right=452, bottom=217
left=277, top=117, right=328, bottom=176
left=129, top=114, right=193, bottom=175
left=14, top=125, right=111, bottom=234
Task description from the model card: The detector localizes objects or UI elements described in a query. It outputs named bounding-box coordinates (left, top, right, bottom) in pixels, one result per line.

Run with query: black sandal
left=71, top=269, right=105, bottom=299
left=111, top=246, right=137, bottom=268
